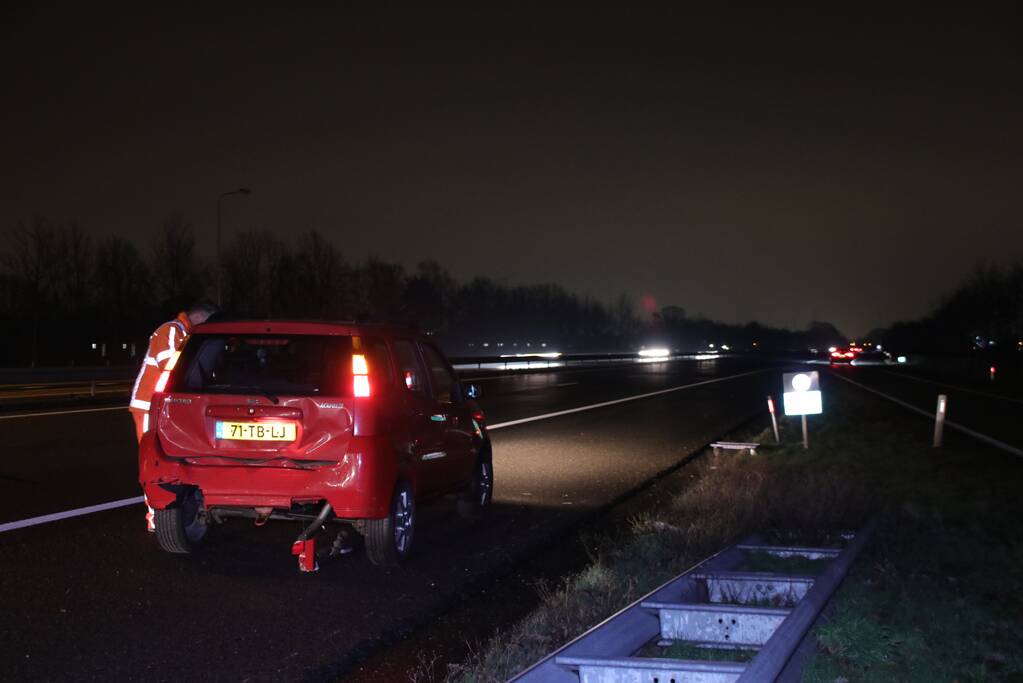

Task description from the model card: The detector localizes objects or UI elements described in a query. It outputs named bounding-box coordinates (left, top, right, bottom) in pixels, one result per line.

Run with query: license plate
left=215, top=421, right=297, bottom=442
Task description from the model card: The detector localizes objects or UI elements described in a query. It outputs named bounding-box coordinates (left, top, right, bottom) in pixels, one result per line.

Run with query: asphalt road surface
left=3, top=358, right=1019, bottom=681
left=0, top=356, right=785, bottom=682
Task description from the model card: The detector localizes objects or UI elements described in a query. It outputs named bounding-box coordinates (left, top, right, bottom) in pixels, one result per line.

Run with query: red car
left=829, top=347, right=857, bottom=363
left=138, top=320, right=492, bottom=570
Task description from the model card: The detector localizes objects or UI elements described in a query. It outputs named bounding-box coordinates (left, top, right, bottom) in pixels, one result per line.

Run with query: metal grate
left=510, top=520, right=876, bottom=683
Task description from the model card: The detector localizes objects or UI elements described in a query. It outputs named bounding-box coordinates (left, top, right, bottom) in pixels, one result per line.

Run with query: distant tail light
left=353, top=353, right=371, bottom=397
left=472, top=408, right=486, bottom=422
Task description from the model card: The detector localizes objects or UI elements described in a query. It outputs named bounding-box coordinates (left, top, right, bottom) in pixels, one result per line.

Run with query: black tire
left=155, top=488, right=207, bottom=554
left=365, top=480, right=416, bottom=566
left=457, top=450, right=494, bottom=520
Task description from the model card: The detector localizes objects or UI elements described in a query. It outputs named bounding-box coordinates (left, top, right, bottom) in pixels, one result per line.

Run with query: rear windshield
left=170, top=334, right=355, bottom=397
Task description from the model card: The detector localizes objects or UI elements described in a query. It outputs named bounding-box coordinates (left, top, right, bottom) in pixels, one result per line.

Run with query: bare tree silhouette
left=151, top=214, right=204, bottom=309
left=1, top=217, right=62, bottom=366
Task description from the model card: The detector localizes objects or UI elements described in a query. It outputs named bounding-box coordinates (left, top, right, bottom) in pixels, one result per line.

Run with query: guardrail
left=451, top=352, right=725, bottom=373
left=510, top=519, right=876, bottom=683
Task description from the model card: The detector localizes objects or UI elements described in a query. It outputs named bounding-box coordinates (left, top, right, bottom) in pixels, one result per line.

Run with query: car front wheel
left=365, top=480, right=416, bottom=566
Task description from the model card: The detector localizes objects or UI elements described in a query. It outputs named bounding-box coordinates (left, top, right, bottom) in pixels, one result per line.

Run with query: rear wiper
left=206, top=384, right=279, bottom=404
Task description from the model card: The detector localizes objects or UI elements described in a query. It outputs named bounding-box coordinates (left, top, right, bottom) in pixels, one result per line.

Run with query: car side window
left=420, top=343, right=459, bottom=404
left=363, top=337, right=395, bottom=390
left=393, top=339, right=426, bottom=394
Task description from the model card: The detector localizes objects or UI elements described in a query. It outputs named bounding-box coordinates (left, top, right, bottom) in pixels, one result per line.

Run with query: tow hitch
left=291, top=501, right=333, bottom=573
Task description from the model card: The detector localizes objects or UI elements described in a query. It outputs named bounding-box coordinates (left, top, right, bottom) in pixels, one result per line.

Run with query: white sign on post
left=782, top=371, right=822, bottom=416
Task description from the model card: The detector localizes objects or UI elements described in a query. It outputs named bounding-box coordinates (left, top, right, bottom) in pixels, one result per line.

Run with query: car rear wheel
left=457, top=450, right=493, bottom=520
left=365, top=480, right=416, bottom=566
left=155, top=487, right=207, bottom=554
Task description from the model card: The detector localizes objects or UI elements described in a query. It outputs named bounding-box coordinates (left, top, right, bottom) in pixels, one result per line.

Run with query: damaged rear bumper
left=138, top=430, right=396, bottom=519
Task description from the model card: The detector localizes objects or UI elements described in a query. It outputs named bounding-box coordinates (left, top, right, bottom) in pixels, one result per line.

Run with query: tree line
left=874, top=262, right=1023, bottom=356
left=1, top=216, right=848, bottom=367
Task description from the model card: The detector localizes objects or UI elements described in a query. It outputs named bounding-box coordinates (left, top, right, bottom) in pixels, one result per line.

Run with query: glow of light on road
left=499, top=352, right=563, bottom=359
left=638, top=348, right=670, bottom=358
left=693, top=353, right=721, bottom=360
left=488, top=368, right=769, bottom=431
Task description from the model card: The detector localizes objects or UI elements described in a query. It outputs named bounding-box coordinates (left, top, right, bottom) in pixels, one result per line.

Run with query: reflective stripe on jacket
left=129, top=312, right=192, bottom=413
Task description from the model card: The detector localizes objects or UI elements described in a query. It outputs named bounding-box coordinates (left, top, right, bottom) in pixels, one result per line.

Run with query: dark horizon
left=3, top=5, right=1021, bottom=335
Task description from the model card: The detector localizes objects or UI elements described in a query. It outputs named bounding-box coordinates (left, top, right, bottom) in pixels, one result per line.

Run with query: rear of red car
left=138, top=321, right=427, bottom=566
left=141, top=321, right=399, bottom=511
left=139, top=320, right=492, bottom=569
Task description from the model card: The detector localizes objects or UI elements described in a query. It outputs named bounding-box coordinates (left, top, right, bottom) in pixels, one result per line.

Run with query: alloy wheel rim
left=478, top=462, right=492, bottom=506
left=393, top=490, right=414, bottom=552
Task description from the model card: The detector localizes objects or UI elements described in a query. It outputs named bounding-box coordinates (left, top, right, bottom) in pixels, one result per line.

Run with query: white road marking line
left=0, top=496, right=144, bottom=533
left=831, top=372, right=1023, bottom=460
left=877, top=368, right=1023, bottom=406
left=487, top=368, right=768, bottom=431
left=0, top=367, right=767, bottom=533
left=0, top=405, right=127, bottom=420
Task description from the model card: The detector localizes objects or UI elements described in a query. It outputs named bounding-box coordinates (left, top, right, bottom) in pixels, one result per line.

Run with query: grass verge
left=443, top=374, right=1023, bottom=682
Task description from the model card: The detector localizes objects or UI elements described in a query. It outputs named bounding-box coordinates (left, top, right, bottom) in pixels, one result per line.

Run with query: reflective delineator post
left=801, top=414, right=808, bottom=449
left=933, top=394, right=947, bottom=447
left=767, top=396, right=780, bottom=444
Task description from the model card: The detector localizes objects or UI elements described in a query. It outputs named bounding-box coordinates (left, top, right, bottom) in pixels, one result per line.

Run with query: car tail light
left=472, top=408, right=486, bottom=422
left=353, top=353, right=370, bottom=397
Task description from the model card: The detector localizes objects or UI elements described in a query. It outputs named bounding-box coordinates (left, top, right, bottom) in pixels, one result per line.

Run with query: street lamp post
left=216, top=187, right=251, bottom=306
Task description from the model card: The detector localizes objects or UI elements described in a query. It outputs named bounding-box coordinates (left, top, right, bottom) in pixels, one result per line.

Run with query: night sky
left=3, top=5, right=1020, bottom=336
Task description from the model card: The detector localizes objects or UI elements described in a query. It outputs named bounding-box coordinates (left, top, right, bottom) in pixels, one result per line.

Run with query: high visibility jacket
left=129, top=312, right=192, bottom=413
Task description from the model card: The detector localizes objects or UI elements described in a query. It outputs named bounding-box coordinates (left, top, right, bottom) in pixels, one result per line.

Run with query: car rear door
left=418, top=340, right=475, bottom=491
left=392, top=339, right=447, bottom=497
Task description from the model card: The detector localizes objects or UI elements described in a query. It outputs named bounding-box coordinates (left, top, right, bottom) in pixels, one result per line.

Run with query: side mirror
left=464, top=383, right=482, bottom=400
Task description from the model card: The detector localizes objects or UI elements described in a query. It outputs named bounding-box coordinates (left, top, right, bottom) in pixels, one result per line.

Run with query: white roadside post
left=933, top=394, right=947, bottom=447
left=782, top=371, right=822, bottom=450
left=767, top=396, right=780, bottom=444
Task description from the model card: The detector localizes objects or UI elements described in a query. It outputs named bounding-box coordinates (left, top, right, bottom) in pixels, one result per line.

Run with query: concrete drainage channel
left=510, top=518, right=877, bottom=683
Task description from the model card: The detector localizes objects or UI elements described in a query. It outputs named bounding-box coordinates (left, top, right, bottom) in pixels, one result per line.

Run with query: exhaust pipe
left=254, top=507, right=273, bottom=526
